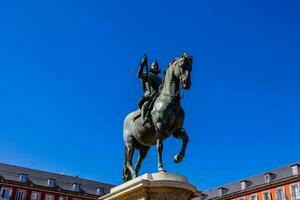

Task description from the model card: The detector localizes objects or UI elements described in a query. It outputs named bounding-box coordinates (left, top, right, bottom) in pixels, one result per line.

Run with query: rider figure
left=137, top=55, right=162, bottom=126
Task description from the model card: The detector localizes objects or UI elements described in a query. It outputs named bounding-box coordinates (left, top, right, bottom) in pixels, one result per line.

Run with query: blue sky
left=0, top=0, right=299, bottom=190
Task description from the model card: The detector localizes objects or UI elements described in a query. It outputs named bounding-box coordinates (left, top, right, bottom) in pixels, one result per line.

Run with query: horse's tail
left=122, top=146, right=131, bottom=182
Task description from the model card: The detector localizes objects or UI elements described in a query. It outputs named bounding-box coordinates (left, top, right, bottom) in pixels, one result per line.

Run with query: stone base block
left=99, top=173, right=200, bottom=200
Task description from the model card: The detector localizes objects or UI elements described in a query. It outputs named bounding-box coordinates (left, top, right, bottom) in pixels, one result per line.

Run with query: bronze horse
left=123, top=54, right=193, bottom=182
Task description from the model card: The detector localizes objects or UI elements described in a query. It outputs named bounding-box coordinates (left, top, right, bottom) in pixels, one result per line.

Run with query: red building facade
left=197, top=162, right=300, bottom=200
left=0, top=163, right=113, bottom=200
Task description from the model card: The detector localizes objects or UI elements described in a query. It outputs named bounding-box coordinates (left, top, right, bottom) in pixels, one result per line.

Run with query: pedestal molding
left=100, top=173, right=200, bottom=200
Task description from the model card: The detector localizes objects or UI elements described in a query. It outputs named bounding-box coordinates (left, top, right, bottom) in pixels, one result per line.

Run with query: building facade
left=1, top=161, right=299, bottom=200
left=0, top=163, right=114, bottom=200
left=197, top=162, right=300, bottom=200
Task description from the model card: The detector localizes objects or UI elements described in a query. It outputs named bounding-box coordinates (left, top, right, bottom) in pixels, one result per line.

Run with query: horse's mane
left=161, top=53, right=193, bottom=85
left=166, top=53, right=193, bottom=71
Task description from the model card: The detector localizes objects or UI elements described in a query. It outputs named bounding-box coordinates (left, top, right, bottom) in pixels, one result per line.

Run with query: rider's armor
left=137, top=60, right=162, bottom=125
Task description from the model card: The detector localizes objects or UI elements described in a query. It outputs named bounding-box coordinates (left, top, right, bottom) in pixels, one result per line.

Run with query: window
left=250, top=194, right=258, bottom=200
left=292, top=165, right=300, bottom=175
left=218, top=187, right=226, bottom=197
left=59, top=197, right=68, bottom=200
left=276, top=187, right=286, bottom=200
left=31, top=192, right=41, bottom=200
left=241, top=181, right=247, bottom=190
left=0, top=187, right=12, bottom=199
left=47, top=179, right=56, bottom=187
left=15, top=189, right=26, bottom=200
left=19, top=174, right=28, bottom=183
left=44, top=194, right=54, bottom=200
left=97, top=188, right=107, bottom=196
left=291, top=184, right=300, bottom=200
left=263, top=191, right=272, bottom=200
left=72, top=183, right=80, bottom=192
left=264, top=173, right=274, bottom=183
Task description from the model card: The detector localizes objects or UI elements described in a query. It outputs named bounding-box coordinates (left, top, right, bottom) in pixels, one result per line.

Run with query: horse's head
left=173, top=53, right=193, bottom=90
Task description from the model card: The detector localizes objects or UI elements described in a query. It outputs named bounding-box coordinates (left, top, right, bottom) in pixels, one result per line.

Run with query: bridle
left=179, top=74, right=189, bottom=83
left=178, top=60, right=191, bottom=85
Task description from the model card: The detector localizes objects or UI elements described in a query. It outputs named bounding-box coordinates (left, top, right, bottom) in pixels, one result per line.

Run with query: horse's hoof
left=158, top=167, right=167, bottom=173
left=132, top=173, right=137, bottom=179
left=174, top=154, right=184, bottom=163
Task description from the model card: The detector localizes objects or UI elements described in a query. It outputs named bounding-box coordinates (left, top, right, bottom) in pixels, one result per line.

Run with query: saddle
left=131, top=94, right=158, bottom=123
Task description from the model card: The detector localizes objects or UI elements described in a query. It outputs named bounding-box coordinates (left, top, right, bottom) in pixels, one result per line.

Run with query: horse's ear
left=182, top=53, right=193, bottom=64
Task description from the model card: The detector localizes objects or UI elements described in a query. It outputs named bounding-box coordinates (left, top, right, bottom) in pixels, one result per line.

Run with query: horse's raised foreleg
left=173, top=128, right=189, bottom=163
left=135, top=146, right=150, bottom=177
left=156, top=122, right=166, bottom=172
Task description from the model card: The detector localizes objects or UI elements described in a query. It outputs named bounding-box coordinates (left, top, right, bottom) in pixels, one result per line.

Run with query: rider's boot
left=141, top=105, right=147, bottom=120
left=141, top=103, right=151, bottom=126
left=142, top=116, right=151, bottom=126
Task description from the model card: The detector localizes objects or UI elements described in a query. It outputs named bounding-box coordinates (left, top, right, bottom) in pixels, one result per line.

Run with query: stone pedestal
left=99, top=173, right=200, bottom=200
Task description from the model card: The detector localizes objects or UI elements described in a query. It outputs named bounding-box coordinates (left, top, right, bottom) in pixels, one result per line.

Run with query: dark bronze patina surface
left=122, top=53, right=193, bottom=182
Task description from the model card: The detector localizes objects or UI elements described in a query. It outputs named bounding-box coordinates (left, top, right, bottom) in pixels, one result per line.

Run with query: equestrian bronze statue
left=123, top=53, right=193, bottom=182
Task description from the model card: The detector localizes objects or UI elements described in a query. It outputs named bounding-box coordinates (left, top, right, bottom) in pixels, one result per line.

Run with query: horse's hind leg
left=122, top=146, right=129, bottom=182
left=125, top=139, right=136, bottom=179
left=135, top=146, right=150, bottom=177
left=173, top=128, right=189, bottom=163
